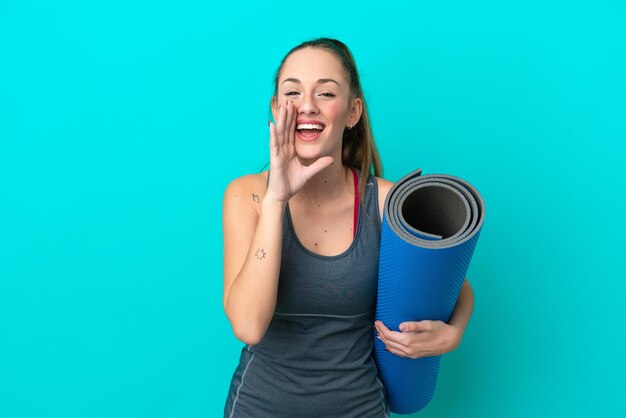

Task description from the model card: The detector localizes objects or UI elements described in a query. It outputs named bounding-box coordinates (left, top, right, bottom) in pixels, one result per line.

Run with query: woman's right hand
left=266, top=100, right=334, bottom=204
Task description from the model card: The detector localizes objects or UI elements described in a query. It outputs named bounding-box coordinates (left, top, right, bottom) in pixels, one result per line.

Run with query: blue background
left=1, top=1, right=624, bottom=417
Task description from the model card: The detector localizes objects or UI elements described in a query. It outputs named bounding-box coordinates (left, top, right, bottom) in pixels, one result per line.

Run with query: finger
left=288, top=101, right=297, bottom=146
left=377, top=334, right=411, bottom=354
left=302, top=156, right=334, bottom=179
left=284, top=100, right=293, bottom=144
left=281, top=102, right=290, bottom=145
left=381, top=341, right=412, bottom=358
left=276, top=104, right=286, bottom=142
left=378, top=329, right=414, bottom=345
left=375, top=321, right=403, bottom=341
left=399, top=321, right=429, bottom=333
left=378, top=321, right=421, bottom=346
left=269, top=121, right=278, bottom=158
left=377, top=333, right=426, bottom=359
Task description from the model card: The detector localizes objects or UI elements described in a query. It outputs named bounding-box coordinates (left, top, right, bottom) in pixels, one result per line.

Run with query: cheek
left=324, top=102, right=343, bottom=124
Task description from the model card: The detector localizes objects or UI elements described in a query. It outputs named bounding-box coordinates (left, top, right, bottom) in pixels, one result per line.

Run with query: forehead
left=279, top=48, right=346, bottom=85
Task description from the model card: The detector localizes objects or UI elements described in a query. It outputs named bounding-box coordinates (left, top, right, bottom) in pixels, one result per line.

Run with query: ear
left=348, top=97, right=363, bottom=127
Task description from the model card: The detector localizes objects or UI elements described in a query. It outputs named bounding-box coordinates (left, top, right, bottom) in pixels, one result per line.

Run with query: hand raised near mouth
left=265, top=100, right=334, bottom=204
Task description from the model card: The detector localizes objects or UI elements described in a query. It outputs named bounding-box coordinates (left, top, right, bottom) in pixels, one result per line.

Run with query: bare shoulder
left=376, top=176, right=394, bottom=197
left=223, top=171, right=269, bottom=216
left=375, top=176, right=394, bottom=222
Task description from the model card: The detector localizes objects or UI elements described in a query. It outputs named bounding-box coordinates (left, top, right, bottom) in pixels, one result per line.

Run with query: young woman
left=222, top=37, right=475, bottom=418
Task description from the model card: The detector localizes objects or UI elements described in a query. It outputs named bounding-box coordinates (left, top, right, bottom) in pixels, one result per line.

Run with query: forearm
left=448, top=278, right=474, bottom=339
left=225, top=197, right=286, bottom=345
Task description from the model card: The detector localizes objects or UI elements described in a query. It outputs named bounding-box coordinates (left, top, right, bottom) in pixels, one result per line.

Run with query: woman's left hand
left=374, top=320, right=462, bottom=359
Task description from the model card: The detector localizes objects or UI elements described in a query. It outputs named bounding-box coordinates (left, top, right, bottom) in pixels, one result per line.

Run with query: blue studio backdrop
left=1, top=1, right=625, bottom=417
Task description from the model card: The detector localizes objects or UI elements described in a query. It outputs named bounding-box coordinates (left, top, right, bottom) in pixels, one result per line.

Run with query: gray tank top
left=224, top=170, right=390, bottom=418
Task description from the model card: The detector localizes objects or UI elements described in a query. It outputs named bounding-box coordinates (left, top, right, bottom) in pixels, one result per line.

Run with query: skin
left=222, top=47, right=474, bottom=358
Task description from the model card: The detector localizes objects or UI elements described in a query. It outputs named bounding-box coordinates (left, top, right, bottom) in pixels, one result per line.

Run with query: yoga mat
left=374, top=168, right=485, bottom=414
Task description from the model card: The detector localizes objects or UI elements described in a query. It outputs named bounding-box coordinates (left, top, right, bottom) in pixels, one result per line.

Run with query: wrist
left=446, top=324, right=463, bottom=351
left=261, top=194, right=288, bottom=211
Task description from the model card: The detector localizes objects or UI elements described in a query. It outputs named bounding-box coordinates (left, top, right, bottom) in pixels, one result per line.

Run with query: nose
left=295, top=91, right=319, bottom=115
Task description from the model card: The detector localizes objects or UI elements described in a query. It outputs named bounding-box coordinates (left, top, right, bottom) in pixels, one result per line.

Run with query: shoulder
left=375, top=176, right=394, bottom=197
left=374, top=176, right=394, bottom=222
left=223, top=171, right=269, bottom=217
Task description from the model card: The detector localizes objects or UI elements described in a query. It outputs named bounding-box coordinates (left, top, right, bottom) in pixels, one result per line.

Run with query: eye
left=283, top=91, right=335, bottom=97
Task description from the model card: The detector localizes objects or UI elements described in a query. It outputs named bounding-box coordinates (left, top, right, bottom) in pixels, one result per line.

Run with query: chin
left=295, top=153, right=322, bottom=167
left=295, top=143, right=321, bottom=157
left=295, top=140, right=339, bottom=161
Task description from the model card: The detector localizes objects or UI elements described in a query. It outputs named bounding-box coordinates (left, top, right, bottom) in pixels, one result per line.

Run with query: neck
left=294, top=160, right=352, bottom=205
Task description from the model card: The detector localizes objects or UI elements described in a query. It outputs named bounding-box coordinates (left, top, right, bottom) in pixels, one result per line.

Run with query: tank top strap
left=358, top=169, right=381, bottom=230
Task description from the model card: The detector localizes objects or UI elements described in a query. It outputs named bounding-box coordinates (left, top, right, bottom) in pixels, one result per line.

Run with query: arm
left=223, top=100, right=334, bottom=346
left=446, top=277, right=475, bottom=349
left=222, top=177, right=286, bottom=346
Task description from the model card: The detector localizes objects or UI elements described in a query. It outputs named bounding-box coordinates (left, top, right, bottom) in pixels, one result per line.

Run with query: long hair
left=269, top=37, right=383, bottom=202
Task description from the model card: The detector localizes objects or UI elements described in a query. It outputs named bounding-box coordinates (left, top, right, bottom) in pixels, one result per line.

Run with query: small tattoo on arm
left=255, top=248, right=267, bottom=260
left=252, top=193, right=260, bottom=203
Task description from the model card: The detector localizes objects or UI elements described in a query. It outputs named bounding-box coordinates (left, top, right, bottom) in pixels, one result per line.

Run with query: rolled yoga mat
left=374, top=168, right=485, bottom=414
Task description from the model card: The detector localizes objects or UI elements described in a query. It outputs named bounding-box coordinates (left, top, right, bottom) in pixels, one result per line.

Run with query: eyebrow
left=281, top=78, right=340, bottom=86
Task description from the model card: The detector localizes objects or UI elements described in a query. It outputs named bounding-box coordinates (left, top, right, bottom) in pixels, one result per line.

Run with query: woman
left=222, top=37, right=474, bottom=418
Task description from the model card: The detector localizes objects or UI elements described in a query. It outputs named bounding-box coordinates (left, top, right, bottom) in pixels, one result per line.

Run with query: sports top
left=223, top=169, right=390, bottom=418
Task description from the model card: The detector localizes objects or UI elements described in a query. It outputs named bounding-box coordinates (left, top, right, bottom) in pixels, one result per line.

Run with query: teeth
left=296, top=123, right=324, bottom=130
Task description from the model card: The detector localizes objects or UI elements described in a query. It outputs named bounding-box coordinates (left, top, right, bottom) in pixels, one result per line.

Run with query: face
left=271, top=47, right=362, bottom=164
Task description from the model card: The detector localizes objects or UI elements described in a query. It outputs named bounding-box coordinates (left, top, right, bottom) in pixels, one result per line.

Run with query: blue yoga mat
left=374, top=168, right=485, bottom=414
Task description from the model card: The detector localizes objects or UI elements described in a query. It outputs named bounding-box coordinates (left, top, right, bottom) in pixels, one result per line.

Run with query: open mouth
left=296, top=123, right=325, bottom=140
